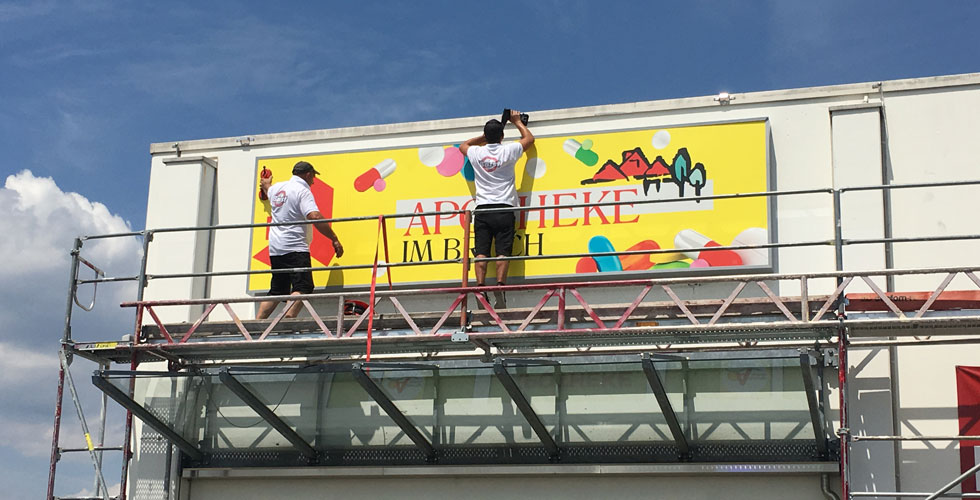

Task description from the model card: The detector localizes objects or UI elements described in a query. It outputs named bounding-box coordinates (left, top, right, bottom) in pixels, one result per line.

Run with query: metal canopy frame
left=91, top=373, right=203, bottom=462
left=799, top=351, right=829, bottom=458
left=493, top=358, right=561, bottom=460
left=47, top=178, right=980, bottom=499
left=218, top=369, right=317, bottom=461
left=351, top=362, right=438, bottom=461
left=87, top=351, right=837, bottom=469
left=640, top=354, right=691, bottom=458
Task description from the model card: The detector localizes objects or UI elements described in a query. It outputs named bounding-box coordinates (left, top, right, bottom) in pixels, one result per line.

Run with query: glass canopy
left=95, top=349, right=836, bottom=468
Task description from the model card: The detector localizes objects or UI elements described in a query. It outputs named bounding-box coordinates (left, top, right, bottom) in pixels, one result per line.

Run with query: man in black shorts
left=459, top=110, right=534, bottom=308
left=256, top=161, right=344, bottom=319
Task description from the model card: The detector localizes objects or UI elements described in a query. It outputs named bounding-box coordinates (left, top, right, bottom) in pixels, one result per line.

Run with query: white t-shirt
left=267, top=175, right=320, bottom=256
left=466, top=142, right=524, bottom=206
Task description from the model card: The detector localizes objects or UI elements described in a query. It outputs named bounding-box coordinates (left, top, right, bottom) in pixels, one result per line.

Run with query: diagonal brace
left=493, top=359, right=560, bottom=459
left=641, top=354, right=690, bottom=457
left=799, top=351, right=828, bottom=458
left=219, top=369, right=317, bottom=461
left=352, top=363, right=436, bottom=460
left=92, top=374, right=203, bottom=461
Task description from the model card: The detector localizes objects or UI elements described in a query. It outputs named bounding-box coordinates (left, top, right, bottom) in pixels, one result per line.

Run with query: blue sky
left=1, top=1, right=978, bottom=497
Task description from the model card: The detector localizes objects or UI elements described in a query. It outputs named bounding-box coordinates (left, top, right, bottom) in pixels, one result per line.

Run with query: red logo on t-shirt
left=271, top=190, right=287, bottom=208
left=479, top=155, right=501, bottom=172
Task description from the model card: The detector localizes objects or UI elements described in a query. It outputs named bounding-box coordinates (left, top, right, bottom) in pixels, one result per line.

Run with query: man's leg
left=258, top=254, right=291, bottom=319
left=284, top=291, right=304, bottom=318
left=472, top=209, right=495, bottom=307
left=493, top=255, right=509, bottom=309
left=491, top=208, right=516, bottom=309
left=256, top=299, right=277, bottom=319
left=284, top=254, right=315, bottom=318
left=474, top=257, right=488, bottom=286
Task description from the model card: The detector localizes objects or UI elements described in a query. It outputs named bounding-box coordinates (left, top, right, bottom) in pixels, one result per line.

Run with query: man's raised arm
left=511, top=110, right=534, bottom=151
left=458, top=133, right=487, bottom=156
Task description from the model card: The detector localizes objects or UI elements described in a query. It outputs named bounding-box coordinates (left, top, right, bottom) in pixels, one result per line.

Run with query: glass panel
left=561, top=362, right=672, bottom=444
left=685, top=357, right=812, bottom=441
left=100, top=350, right=818, bottom=460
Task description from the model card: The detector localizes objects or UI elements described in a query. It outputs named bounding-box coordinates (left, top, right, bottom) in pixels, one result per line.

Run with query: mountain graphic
left=580, top=147, right=708, bottom=198
left=582, top=147, right=670, bottom=184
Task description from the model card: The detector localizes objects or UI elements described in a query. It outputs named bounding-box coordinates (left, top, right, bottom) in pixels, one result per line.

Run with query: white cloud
left=0, top=342, right=57, bottom=384
left=0, top=170, right=139, bottom=278
left=0, top=169, right=140, bottom=466
left=0, top=417, right=54, bottom=457
left=69, top=482, right=121, bottom=499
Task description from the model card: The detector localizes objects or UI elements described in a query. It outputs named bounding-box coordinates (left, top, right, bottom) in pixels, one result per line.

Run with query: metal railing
left=50, top=178, right=980, bottom=500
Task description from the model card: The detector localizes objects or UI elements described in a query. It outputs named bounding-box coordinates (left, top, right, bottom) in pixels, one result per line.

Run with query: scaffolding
left=46, top=180, right=980, bottom=500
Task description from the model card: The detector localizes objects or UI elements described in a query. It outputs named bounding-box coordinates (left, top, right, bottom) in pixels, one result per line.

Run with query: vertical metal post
left=878, top=104, right=895, bottom=293
left=121, top=230, right=151, bottom=500
left=93, top=360, right=109, bottom=497
left=833, top=189, right=844, bottom=274
left=46, top=361, right=66, bottom=500
left=136, top=231, right=152, bottom=303
left=839, top=325, right=850, bottom=500
left=62, top=238, right=83, bottom=343
left=49, top=238, right=82, bottom=499
left=879, top=105, right=902, bottom=496
left=60, top=351, right=111, bottom=500
left=460, top=210, right=471, bottom=330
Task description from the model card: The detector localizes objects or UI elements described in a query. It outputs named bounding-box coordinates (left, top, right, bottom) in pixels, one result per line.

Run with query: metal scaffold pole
left=60, top=349, right=111, bottom=500
left=48, top=179, right=980, bottom=499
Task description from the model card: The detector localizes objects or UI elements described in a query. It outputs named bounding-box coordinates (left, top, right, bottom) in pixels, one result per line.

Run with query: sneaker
left=477, top=291, right=491, bottom=310
left=493, top=290, right=507, bottom=309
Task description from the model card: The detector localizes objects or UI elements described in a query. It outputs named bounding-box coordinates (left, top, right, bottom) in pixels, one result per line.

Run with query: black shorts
left=473, top=204, right=516, bottom=257
left=268, top=251, right=314, bottom=296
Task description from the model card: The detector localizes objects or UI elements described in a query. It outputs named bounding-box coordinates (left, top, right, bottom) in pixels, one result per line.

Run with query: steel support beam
left=492, top=359, right=560, bottom=459
left=91, top=374, right=203, bottom=462
left=218, top=370, right=317, bottom=461
left=641, top=354, right=690, bottom=457
left=800, top=351, right=828, bottom=458
left=351, top=363, right=436, bottom=460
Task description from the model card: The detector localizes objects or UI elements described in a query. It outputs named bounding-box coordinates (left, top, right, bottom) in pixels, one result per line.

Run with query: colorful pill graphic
left=674, top=229, right=743, bottom=267
left=563, top=138, right=599, bottom=166
left=587, top=235, right=623, bottom=272
left=690, top=258, right=710, bottom=268
left=731, top=227, right=768, bottom=266
left=619, top=240, right=660, bottom=271
left=575, top=257, right=598, bottom=273
left=354, top=159, right=396, bottom=192
left=462, top=158, right=475, bottom=181
left=418, top=146, right=445, bottom=167
left=653, top=261, right=691, bottom=270
left=436, top=147, right=464, bottom=177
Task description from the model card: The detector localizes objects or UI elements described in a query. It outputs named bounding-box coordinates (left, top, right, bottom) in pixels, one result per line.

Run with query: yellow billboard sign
left=248, top=119, right=770, bottom=291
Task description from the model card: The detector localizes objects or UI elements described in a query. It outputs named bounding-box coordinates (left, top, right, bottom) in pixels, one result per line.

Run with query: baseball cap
left=292, top=161, right=320, bottom=175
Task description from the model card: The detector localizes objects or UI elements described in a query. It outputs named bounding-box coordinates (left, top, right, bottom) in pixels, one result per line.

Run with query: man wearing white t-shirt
left=256, top=161, right=344, bottom=319
left=459, top=110, right=534, bottom=308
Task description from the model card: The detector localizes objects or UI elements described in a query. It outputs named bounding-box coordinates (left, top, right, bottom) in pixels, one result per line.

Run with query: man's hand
left=332, top=238, right=344, bottom=258
left=260, top=175, right=272, bottom=194
left=512, top=110, right=534, bottom=150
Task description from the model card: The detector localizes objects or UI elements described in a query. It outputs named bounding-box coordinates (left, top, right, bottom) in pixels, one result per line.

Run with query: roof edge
left=150, top=72, right=980, bottom=155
